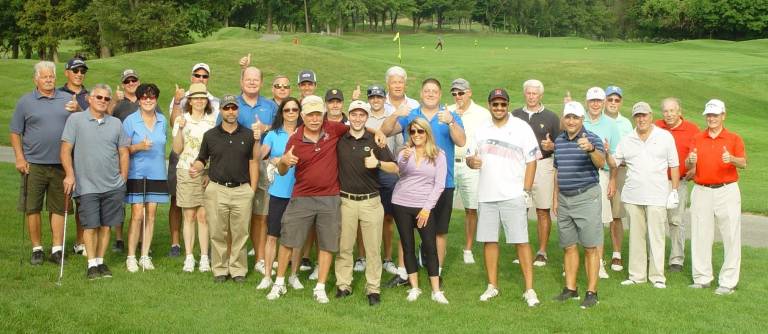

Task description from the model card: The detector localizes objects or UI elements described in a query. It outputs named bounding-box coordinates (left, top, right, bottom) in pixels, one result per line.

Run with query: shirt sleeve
left=732, top=133, right=746, bottom=158
left=423, top=151, right=447, bottom=210
left=665, top=133, right=679, bottom=168
left=451, top=110, right=465, bottom=129
left=122, top=116, right=135, bottom=144
left=375, top=143, right=394, bottom=162
left=327, top=121, right=349, bottom=138
left=590, top=133, right=605, bottom=154
left=613, top=139, right=625, bottom=166
left=9, top=98, right=27, bottom=134
left=522, top=123, right=541, bottom=163
left=118, top=123, right=131, bottom=147
left=61, top=116, right=76, bottom=144
left=196, top=131, right=211, bottom=164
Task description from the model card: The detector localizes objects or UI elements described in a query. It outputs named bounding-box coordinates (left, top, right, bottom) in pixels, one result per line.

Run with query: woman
left=257, top=97, right=305, bottom=291
left=391, top=118, right=448, bottom=304
left=172, top=83, right=218, bottom=273
left=123, top=83, right=168, bottom=272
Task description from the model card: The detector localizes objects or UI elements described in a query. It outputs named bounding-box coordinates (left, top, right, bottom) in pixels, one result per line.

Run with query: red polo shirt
left=691, top=127, right=745, bottom=185
left=286, top=121, right=348, bottom=197
left=656, top=118, right=700, bottom=179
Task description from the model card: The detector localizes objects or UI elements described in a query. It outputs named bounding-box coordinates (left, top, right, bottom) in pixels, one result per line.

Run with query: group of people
left=11, top=56, right=746, bottom=308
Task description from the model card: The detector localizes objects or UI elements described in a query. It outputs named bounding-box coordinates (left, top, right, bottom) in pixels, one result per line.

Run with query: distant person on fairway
left=435, top=35, right=444, bottom=51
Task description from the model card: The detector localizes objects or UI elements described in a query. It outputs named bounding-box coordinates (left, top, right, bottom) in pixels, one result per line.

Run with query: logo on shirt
left=363, top=146, right=371, bottom=152
left=539, top=123, right=544, bottom=129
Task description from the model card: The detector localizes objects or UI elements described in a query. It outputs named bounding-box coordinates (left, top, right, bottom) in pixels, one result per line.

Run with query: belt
left=340, top=191, right=380, bottom=201
left=560, top=184, right=597, bottom=197
left=454, top=158, right=464, bottom=162
left=212, top=180, right=248, bottom=188
left=696, top=182, right=734, bottom=189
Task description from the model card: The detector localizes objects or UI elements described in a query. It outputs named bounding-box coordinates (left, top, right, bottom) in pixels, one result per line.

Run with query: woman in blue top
left=122, top=83, right=168, bottom=272
left=257, top=97, right=304, bottom=290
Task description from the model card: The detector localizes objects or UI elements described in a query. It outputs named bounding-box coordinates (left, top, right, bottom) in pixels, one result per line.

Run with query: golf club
left=56, top=194, right=71, bottom=286
left=142, top=176, right=147, bottom=272
left=16, top=172, right=29, bottom=280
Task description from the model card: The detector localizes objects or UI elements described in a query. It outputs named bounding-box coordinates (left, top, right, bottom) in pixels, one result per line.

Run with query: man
left=613, top=102, right=680, bottom=289
left=110, top=69, right=141, bottom=122
left=325, top=89, right=348, bottom=123
left=511, top=79, right=560, bottom=267
left=297, top=70, right=318, bottom=99
left=687, top=99, right=746, bottom=295
left=190, top=95, right=258, bottom=283
left=552, top=101, right=606, bottom=309
left=335, top=100, right=398, bottom=306
left=10, top=61, right=77, bottom=265
left=655, top=98, right=700, bottom=272
left=447, top=78, right=490, bottom=265
left=466, top=88, right=540, bottom=306
left=271, top=75, right=291, bottom=106
left=61, top=84, right=129, bottom=279
left=582, top=87, right=620, bottom=279
left=602, top=85, right=634, bottom=272
left=381, top=78, right=466, bottom=282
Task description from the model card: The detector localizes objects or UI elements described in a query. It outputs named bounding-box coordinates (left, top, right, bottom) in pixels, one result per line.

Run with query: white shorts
left=598, top=170, right=613, bottom=225
left=476, top=197, right=529, bottom=244
left=454, top=161, right=479, bottom=210
left=532, top=157, right=555, bottom=209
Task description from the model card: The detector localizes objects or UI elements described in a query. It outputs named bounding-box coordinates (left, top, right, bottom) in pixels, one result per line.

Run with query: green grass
left=0, top=159, right=765, bottom=333
left=1, top=30, right=765, bottom=212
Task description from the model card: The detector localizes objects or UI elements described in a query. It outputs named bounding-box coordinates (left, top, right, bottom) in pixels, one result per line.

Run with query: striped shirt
left=553, top=128, right=604, bottom=191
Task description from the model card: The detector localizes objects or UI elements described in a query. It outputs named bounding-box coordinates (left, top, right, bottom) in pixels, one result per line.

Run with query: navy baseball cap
left=298, top=70, right=317, bottom=84
left=605, top=85, right=623, bottom=98
left=488, top=88, right=509, bottom=102
left=325, top=88, right=343, bottom=101
left=66, top=58, right=87, bottom=70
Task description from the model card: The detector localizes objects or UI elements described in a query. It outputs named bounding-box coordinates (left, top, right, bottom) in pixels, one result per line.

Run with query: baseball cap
left=347, top=100, right=371, bottom=114
left=586, top=87, right=606, bottom=101
left=631, top=102, right=652, bottom=116
left=325, top=88, right=344, bottom=101
left=187, top=83, right=208, bottom=98
left=703, top=99, right=726, bottom=115
left=451, top=78, right=470, bottom=91
left=298, top=70, right=317, bottom=84
left=192, top=63, right=210, bottom=74
left=563, top=101, right=586, bottom=117
left=121, top=69, right=139, bottom=82
left=487, top=88, right=509, bottom=102
left=65, top=58, right=87, bottom=70
left=367, top=85, right=386, bottom=98
left=301, top=95, right=325, bottom=115
left=220, top=95, right=238, bottom=108
left=605, top=85, right=623, bottom=98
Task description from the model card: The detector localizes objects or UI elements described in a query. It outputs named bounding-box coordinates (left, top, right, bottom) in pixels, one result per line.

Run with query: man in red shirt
left=655, top=97, right=699, bottom=272
left=686, top=99, right=746, bottom=295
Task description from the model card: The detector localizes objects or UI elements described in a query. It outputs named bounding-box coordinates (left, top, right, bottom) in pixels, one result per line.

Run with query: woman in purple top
left=391, top=118, right=448, bottom=304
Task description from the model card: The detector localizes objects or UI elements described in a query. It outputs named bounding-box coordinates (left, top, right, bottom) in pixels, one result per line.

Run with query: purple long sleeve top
left=392, top=149, right=446, bottom=210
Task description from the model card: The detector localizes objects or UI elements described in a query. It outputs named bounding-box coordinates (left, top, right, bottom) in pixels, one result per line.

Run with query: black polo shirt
left=196, top=123, right=256, bottom=184
left=58, top=85, right=90, bottom=110
left=512, top=106, right=560, bottom=159
left=337, top=131, right=394, bottom=194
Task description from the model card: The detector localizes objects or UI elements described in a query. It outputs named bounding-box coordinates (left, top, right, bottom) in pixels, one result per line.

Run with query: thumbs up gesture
left=65, top=94, right=78, bottom=112
left=142, top=135, right=153, bottom=151
left=563, top=90, right=572, bottom=104
left=721, top=146, right=731, bottom=164
left=252, top=121, right=262, bottom=140
left=687, top=148, right=698, bottom=165
left=467, top=150, right=482, bottom=169
left=239, top=53, right=252, bottom=69
left=174, top=84, right=185, bottom=104
left=281, top=145, right=299, bottom=167
left=541, top=133, right=554, bottom=151
left=176, top=115, right=186, bottom=129
left=577, top=132, right=593, bottom=152
left=351, top=84, right=361, bottom=100
left=364, top=150, right=379, bottom=169
left=115, top=84, right=124, bottom=101
left=437, top=109, right=454, bottom=124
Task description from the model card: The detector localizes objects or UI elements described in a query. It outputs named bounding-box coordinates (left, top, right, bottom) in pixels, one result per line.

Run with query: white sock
left=439, top=267, right=443, bottom=276
left=315, top=283, right=325, bottom=290
left=612, top=252, right=621, bottom=259
left=32, top=246, right=43, bottom=252
left=186, top=254, right=194, bottom=260
left=96, top=257, right=104, bottom=265
left=127, top=255, right=136, bottom=260
left=88, top=259, right=98, bottom=268
left=398, top=267, right=407, bottom=279
left=275, top=276, right=285, bottom=285
left=51, top=246, right=63, bottom=253
left=200, top=254, right=208, bottom=260
left=537, top=251, right=547, bottom=256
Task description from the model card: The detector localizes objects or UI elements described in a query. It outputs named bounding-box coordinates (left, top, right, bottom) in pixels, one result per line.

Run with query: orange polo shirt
left=656, top=118, right=700, bottom=179
left=691, top=127, right=745, bottom=185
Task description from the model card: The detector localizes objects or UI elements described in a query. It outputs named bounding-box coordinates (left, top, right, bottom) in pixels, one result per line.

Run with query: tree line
left=2, top=0, right=766, bottom=61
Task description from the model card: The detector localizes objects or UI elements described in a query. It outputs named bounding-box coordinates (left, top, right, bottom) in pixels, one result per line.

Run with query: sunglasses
left=283, top=107, right=299, bottom=113
left=222, top=105, right=239, bottom=111
left=451, top=91, right=466, bottom=97
left=71, top=68, right=87, bottom=74
left=123, top=78, right=138, bottom=84
left=192, top=73, right=210, bottom=79
left=273, top=84, right=290, bottom=89
left=491, top=102, right=508, bottom=108
left=409, top=128, right=426, bottom=135
left=92, top=95, right=111, bottom=102
left=139, top=95, right=157, bottom=101
left=607, top=98, right=622, bottom=103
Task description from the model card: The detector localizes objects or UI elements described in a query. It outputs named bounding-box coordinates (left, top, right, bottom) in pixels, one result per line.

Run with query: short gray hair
left=272, top=75, right=289, bottom=85
left=34, top=61, right=56, bottom=79
left=661, top=97, right=681, bottom=111
left=385, top=66, right=407, bottom=82
left=522, top=79, right=544, bottom=94
left=90, top=83, right=113, bottom=97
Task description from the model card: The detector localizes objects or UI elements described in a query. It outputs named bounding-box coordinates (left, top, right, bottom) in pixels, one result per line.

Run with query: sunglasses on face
left=123, top=78, right=138, bottom=84
left=491, top=102, right=508, bottom=108
left=192, top=73, right=210, bottom=79
left=71, top=68, right=87, bottom=75
left=283, top=108, right=299, bottom=113
left=607, top=98, right=621, bottom=103
left=92, top=95, right=111, bottom=102
left=273, top=84, right=290, bottom=89
left=139, top=95, right=157, bottom=101
left=451, top=91, right=466, bottom=97
left=409, top=128, right=426, bottom=135
left=222, top=105, right=239, bottom=111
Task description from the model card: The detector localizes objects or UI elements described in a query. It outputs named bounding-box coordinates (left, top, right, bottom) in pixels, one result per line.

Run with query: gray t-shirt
left=61, top=110, right=130, bottom=196
left=9, top=89, right=74, bottom=164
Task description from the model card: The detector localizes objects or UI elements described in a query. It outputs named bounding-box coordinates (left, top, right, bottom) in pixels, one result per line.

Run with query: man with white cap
left=613, top=102, right=680, bottom=289
left=552, top=101, right=606, bottom=309
left=687, top=99, right=746, bottom=295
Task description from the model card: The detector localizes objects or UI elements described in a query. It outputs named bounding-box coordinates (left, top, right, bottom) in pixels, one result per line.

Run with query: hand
left=552, top=197, right=558, bottom=216
left=140, top=135, right=153, bottom=151
left=15, top=157, right=29, bottom=174
left=175, top=116, right=186, bottom=129
left=395, top=103, right=410, bottom=117
left=174, top=84, right=185, bottom=105
left=364, top=150, right=379, bottom=169
left=721, top=146, right=731, bottom=164
left=416, top=209, right=430, bottom=228
left=115, top=84, right=124, bottom=101
left=467, top=153, right=482, bottom=169
left=252, top=121, right=262, bottom=140
left=666, top=189, right=680, bottom=209
left=687, top=148, right=698, bottom=165
left=201, top=175, right=210, bottom=188
left=607, top=178, right=616, bottom=199
left=63, top=175, right=75, bottom=195
left=400, top=145, right=414, bottom=161
left=523, top=190, right=533, bottom=208
left=577, top=133, right=593, bottom=152
left=437, top=109, right=454, bottom=124
left=684, top=169, right=695, bottom=181
left=189, top=162, right=202, bottom=178
left=351, top=84, right=361, bottom=100
left=563, top=91, right=572, bottom=104
left=374, top=130, right=387, bottom=147
left=239, top=53, right=251, bottom=69
left=281, top=145, right=299, bottom=167
left=65, top=94, right=78, bottom=112
left=541, top=133, right=554, bottom=151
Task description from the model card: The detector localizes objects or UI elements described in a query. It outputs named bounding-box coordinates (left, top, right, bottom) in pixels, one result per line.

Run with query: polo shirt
left=512, top=106, right=561, bottom=159
left=384, top=94, right=419, bottom=115
left=397, top=106, right=465, bottom=188
left=553, top=128, right=605, bottom=191
left=367, top=109, right=403, bottom=189
left=123, top=111, right=168, bottom=180
left=58, top=85, right=89, bottom=110
left=10, top=89, right=73, bottom=164
left=583, top=113, right=621, bottom=170
left=607, top=113, right=633, bottom=139
left=338, top=131, right=394, bottom=194
left=655, top=118, right=700, bottom=179
left=112, top=97, right=139, bottom=122
left=691, top=128, right=745, bottom=185
left=613, top=126, right=679, bottom=206
left=227, top=94, right=278, bottom=127
left=196, top=123, right=255, bottom=184
left=286, top=121, right=349, bottom=197
left=263, top=128, right=295, bottom=198
left=449, top=100, right=491, bottom=159
left=61, top=110, right=129, bottom=196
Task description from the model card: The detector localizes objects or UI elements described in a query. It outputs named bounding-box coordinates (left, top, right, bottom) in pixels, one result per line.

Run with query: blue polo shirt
left=553, top=128, right=604, bottom=191
left=9, top=89, right=73, bottom=164
left=263, top=128, right=295, bottom=199
left=397, top=106, right=464, bottom=188
left=219, top=94, right=278, bottom=128
left=123, top=111, right=168, bottom=180
left=583, top=113, right=620, bottom=171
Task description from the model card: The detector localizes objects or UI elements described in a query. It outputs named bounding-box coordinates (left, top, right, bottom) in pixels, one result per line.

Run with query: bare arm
left=10, top=133, right=28, bottom=174
left=447, top=121, right=466, bottom=147
left=523, top=160, right=536, bottom=191
left=60, top=142, right=75, bottom=195
left=119, top=147, right=129, bottom=180
left=380, top=113, right=404, bottom=136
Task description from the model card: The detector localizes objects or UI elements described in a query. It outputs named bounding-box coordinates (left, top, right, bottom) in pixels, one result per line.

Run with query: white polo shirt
left=614, top=125, right=679, bottom=206
left=384, top=94, right=419, bottom=115
left=449, top=100, right=491, bottom=160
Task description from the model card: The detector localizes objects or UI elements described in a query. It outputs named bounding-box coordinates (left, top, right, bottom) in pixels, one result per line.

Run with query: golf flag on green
left=393, top=32, right=400, bottom=41
left=393, top=32, right=402, bottom=63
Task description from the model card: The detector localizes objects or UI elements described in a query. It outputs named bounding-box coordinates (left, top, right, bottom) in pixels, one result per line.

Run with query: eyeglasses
left=92, top=95, right=111, bottom=102
left=491, top=102, right=508, bottom=108
left=273, top=84, right=290, bottom=89
left=192, top=73, right=210, bottom=79
left=139, top=95, right=157, bottom=101
left=123, top=78, right=138, bottom=84
left=222, top=105, right=239, bottom=111
left=409, top=128, right=426, bottom=135
left=71, top=68, right=87, bottom=75
left=606, top=98, right=621, bottom=103
left=451, top=91, right=466, bottom=97
left=283, top=108, right=299, bottom=113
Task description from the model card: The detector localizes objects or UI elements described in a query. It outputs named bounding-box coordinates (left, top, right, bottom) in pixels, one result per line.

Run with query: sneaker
left=138, top=256, right=155, bottom=270
left=288, top=275, right=304, bottom=290
left=353, top=258, right=366, bottom=272
left=182, top=256, right=195, bottom=272
left=198, top=256, right=211, bottom=272
left=266, top=284, right=287, bottom=300
left=98, top=264, right=113, bottom=278
left=689, top=282, right=711, bottom=289
left=382, top=260, right=398, bottom=275
left=86, top=266, right=101, bottom=280
left=621, top=279, right=644, bottom=286
left=335, top=287, right=352, bottom=298
left=533, top=254, right=548, bottom=267
left=599, top=260, right=610, bottom=279
left=49, top=251, right=64, bottom=265
left=653, top=281, right=667, bottom=289
left=126, top=257, right=139, bottom=273
left=611, top=257, right=624, bottom=271
left=385, top=275, right=409, bottom=288
left=30, top=250, right=45, bottom=265
left=479, top=284, right=499, bottom=301
left=431, top=291, right=449, bottom=304
left=553, top=287, right=580, bottom=301
left=523, top=289, right=540, bottom=307
left=512, top=259, right=520, bottom=264
left=308, top=267, right=319, bottom=280
left=714, top=286, right=735, bottom=295
left=406, top=288, right=422, bottom=302
left=73, top=244, right=86, bottom=256
left=254, top=260, right=266, bottom=275
left=168, top=245, right=181, bottom=257
left=256, top=277, right=272, bottom=290
left=313, top=287, right=330, bottom=304
left=248, top=248, right=255, bottom=256
left=299, top=258, right=313, bottom=272
left=367, top=293, right=381, bottom=306
left=463, top=250, right=475, bottom=264
left=232, top=276, right=246, bottom=284
left=213, top=275, right=228, bottom=283
left=669, top=264, right=683, bottom=272
left=112, top=240, right=124, bottom=253
left=580, top=291, right=599, bottom=309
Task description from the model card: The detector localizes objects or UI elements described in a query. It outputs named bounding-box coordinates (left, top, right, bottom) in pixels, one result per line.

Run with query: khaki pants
left=204, top=182, right=254, bottom=277
left=666, top=180, right=689, bottom=266
left=625, top=203, right=667, bottom=283
left=690, top=183, right=741, bottom=288
left=335, top=197, right=384, bottom=294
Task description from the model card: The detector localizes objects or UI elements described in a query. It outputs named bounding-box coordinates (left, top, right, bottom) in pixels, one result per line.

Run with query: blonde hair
left=407, top=118, right=441, bottom=165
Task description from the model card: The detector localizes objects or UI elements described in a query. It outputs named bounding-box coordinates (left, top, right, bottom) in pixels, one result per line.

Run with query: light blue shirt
left=263, top=128, right=295, bottom=199
left=583, top=113, right=620, bottom=171
left=123, top=110, right=168, bottom=180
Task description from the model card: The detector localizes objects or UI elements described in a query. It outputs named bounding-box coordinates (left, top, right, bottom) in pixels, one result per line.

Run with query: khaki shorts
left=176, top=169, right=205, bottom=208
left=280, top=196, right=341, bottom=253
left=532, top=157, right=555, bottom=209
left=17, top=164, right=71, bottom=215
left=252, top=187, right=270, bottom=215
left=598, top=170, right=613, bottom=224
left=610, top=167, right=627, bottom=219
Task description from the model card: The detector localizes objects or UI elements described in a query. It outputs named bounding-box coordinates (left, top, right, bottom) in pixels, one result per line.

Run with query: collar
left=85, top=108, right=108, bottom=122
left=238, top=94, right=264, bottom=108
left=299, top=124, right=327, bottom=143
left=58, top=85, right=88, bottom=95
left=136, top=111, right=164, bottom=124
left=703, top=127, right=729, bottom=139
left=522, top=104, right=545, bottom=114
left=33, top=89, right=60, bottom=100
left=343, top=130, right=371, bottom=140
left=217, top=121, right=243, bottom=134
left=564, top=128, right=587, bottom=141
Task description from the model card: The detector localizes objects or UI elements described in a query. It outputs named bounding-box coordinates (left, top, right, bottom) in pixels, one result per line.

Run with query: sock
left=275, top=276, right=285, bottom=285
left=612, top=252, right=621, bottom=259
left=463, top=249, right=472, bottom=254
left=186, top=254, right=194, bottom=260
left=315, top=283, right=325, bottom=290
left=127, top=255, right=136, bottom=260
left=96, top=257, right=104, bottom=265
left=439, top=267, right=443, bottom=276
left=200, top=254, right=208, bottom=260
left=88, top=259, right=98, bottom=268
left=537, top=250, right=547, bottom=257
left=51, top=246, right=63, bottom=253
left=32, top=246, right=43, bottom=252
left=172, top=244, right=180, bottom=247
left=398, top=267, right=407, bottom=279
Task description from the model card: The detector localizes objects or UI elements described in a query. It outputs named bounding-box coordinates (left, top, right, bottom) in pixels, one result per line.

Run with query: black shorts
left=78, top=186, right=126, bottom=229
left=379, top=185, right=395, bottom=216
left=432, top=188, right=454, bottom=235
left=267, top=195, right=290, bottom=237
left=167, top=151, right=179, bottom=197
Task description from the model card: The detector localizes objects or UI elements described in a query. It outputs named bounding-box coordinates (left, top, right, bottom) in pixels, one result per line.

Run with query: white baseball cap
left=563, top=101, right=586, bottom=117
left=586, top=87, right=606, bottom=101
left=192, top=63, right=211, bottom=74
left=631, top=102, right=652, bottom=116
left=703, top=99, right=725, bottom=115
left=347, top=100, right=371, bottom=114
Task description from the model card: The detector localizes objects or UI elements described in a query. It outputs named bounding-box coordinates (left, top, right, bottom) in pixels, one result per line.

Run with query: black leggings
left=392, top=204, right=439, bottom=277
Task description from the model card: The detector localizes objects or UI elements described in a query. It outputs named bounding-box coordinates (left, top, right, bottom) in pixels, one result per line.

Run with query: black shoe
left=335, top=288, right=352, bottom=298
left=367, top=293, right=381, bottom=306
left=86, top=266, right=101, bottom=280
left=113, top=240, right=125, bottom=253
left=30, top=250, right=45, bottom=265
left=213, top=275, right=228, bottom=283
left=232, top=276, right=246, bottom=283
left=168, top=245, right=181, bottom=257
left=580, top=291, right=599, bottom=309
left=98, top=264, right=113, bottom=278
left=669, top=264, right=683, bottom=272
left=49, top=251, right=64, bottom=265
left=300, top=258, right=313, bottom=271
left=553, top=287, right=580, bottom=302
left=385, top=275, right=409, bottom=288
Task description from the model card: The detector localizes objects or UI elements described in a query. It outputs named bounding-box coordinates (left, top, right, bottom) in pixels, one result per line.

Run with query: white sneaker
left=463, top=250, right=475, bottom=264
left=288, top=275, right=304, bottom=290
left=248, top=248, right=255, bottom=256
left=126, top=256, right=139, bottom=273
left=714, top=286, right=734, bottom=295
left=383, top=260, right=398, bottom=275
left=256, top=277, right=272, bottom=290
left=653, top=281, right=667, bottom=289
left=479, top=284, right=499, bottom=301
left=406, top=288, right=422, bottom=302
left=272, top=261, right=278, bottom=269
left=599, top=260, right=609, bottom=279
left=621, top=279, right=642, bottom=286
left=431, top=291, right=449, bottom=304
left=523, top=289, right=540, bottom=307
left=73, top=244, right=86, bottom=256
left=266, top=284, right=287, bottom=300
left=138, top=256, right=155, bottom=270
left=512, top=259, right=520, bottom=264
left=182, top=256, right=195, bottom=272
left=313, top=288, right=329, bottom=304
left=353, top=258, right=366, bottom=272
left=198, top=255, right=211, bottom=272
left=254, top=260, right=266, bottom=275
left=308, top=267, right=319, bottom=280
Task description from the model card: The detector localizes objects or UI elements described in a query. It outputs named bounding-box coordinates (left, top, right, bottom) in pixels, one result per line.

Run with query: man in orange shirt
left=686, top=99, right=746, bottom=295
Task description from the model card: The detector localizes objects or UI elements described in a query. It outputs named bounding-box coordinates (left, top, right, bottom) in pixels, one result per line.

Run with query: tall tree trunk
left=97, top=21, right=111, bottom=58
left=304, top=0, right=310, bottom=33
left=337, top=10, right=343, bottom=35
left=11, top=40, right=19, bottom=59
left=266, top=2, right=273, bottom=33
